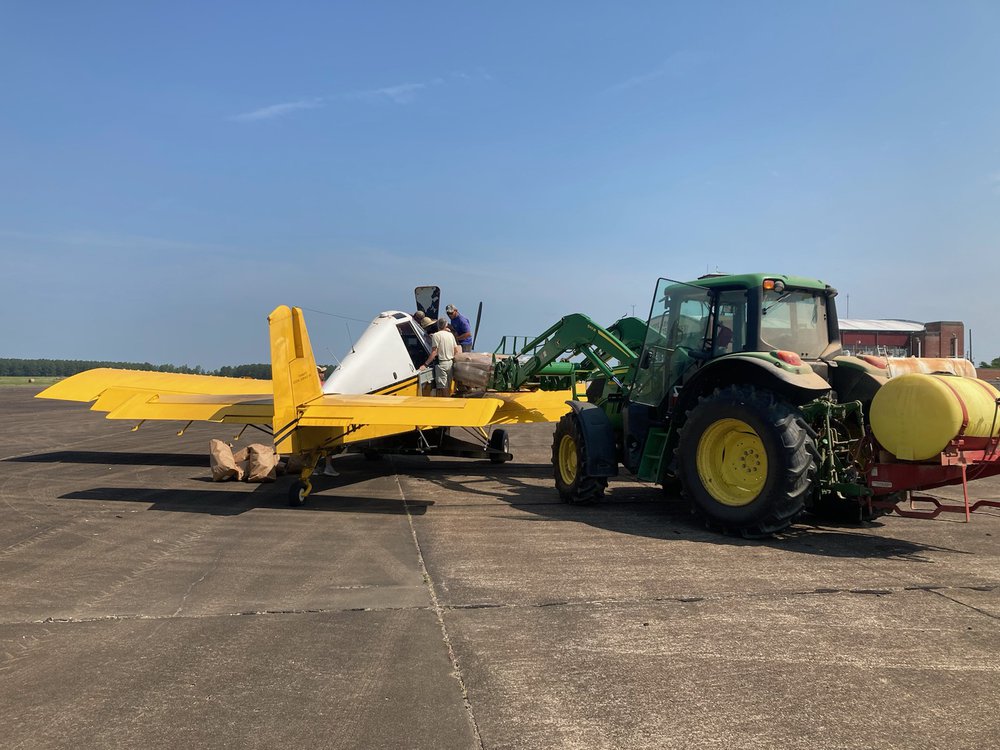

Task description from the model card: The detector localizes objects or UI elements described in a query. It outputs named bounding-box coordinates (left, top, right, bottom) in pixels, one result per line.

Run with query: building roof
left=839, top=319, right=925, bottom=333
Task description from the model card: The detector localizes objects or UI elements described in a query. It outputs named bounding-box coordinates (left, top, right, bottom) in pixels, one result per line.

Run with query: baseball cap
left=445, top=304, right=456, bottom=313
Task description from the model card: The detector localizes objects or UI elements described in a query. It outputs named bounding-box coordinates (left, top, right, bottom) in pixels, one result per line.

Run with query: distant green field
left=0, top=376, right=62, bottom=387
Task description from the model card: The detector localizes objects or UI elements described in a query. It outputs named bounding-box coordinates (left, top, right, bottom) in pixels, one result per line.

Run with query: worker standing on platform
left=445, top=304, right=473, bottom=351
left=420, top=318, right=458, bottom=395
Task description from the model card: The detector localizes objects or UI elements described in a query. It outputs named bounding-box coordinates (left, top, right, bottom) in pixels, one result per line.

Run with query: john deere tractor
left=491, top=273, right=1000, bottom=537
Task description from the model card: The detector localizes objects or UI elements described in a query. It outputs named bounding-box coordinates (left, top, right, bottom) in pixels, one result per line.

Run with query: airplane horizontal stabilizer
left=36, top=369, right=271, bottom=404
left=96, top=390, right=275, bottom=423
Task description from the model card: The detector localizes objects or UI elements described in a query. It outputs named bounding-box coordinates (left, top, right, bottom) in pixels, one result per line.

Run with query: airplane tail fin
left=269, top=305, right=323, bottom=453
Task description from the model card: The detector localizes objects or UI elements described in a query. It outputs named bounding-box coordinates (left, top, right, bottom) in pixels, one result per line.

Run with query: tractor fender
left=675, top=355, right=831, bottom=415
left=567, top=401, right=619, bottom=477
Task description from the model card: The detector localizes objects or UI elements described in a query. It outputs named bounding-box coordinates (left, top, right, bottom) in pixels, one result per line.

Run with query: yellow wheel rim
left=558, top=434, right=578, bottom=485
left=695, top=418, right=767, bottom=507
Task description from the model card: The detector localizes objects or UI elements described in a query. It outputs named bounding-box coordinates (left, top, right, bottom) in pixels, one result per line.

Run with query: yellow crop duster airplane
left=38, top=305, right=571, bottom=505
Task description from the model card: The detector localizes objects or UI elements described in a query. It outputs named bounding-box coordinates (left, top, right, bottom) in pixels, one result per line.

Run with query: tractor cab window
left=760, top=290, right=829, bottom=359
left=397, top=321, right=432, bottom=371
left=711, top=290, right=747, bottom=356
left=632, top=278, right=712, bottom=408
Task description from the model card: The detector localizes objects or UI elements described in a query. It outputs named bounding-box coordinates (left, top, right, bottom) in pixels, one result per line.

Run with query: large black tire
left=552, top=413, right=608, bottom=504
left=677, top=385, right=816, bottom=537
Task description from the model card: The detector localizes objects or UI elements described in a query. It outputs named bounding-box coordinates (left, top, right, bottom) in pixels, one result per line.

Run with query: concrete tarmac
left=1, top=387, right=998, bottom=749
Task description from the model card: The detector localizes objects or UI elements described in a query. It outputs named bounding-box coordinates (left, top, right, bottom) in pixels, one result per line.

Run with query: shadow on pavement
left=30, top=448, right=971, bottom=560
left=59, top=484, right=432, bottom=516
left=6, top=450, right=210, bottom=467
left=400, top=459, right=969, bottom=562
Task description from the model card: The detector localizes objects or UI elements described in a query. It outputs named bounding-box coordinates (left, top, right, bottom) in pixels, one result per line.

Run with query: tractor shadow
left=396, top=457, right=969, bottom=562
left=13, top=448, right=978, bottom=559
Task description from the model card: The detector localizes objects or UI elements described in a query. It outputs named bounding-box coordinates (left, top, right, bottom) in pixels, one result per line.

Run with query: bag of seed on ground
left=209, top=439, right=244, bottom=481
left=246, top=443, right=279, bottom=483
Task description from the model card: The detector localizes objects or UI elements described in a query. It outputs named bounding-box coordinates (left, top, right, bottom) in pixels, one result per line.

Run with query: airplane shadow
left=59, top=483, right=432, bottom=516
left=7, top=450, right=209, bottom=467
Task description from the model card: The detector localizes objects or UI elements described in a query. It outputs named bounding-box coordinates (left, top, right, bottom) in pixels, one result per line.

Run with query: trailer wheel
left=552, top=413, right=607, bottom=504
left=488, top=429, right=510, bottom=464
left=677, top=385, right=816, bottom=537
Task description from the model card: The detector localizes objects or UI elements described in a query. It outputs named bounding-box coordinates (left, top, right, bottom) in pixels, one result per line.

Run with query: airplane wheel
left=488, top=429, right=510, bottom=464
left=288, top=480, right=310, bottom=507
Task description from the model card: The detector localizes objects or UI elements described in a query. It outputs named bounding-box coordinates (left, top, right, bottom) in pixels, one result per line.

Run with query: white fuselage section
left=322, top=311, right=432, bottom=395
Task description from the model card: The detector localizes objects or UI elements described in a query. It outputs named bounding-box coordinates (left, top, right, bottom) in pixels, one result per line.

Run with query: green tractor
left=542, top=273, right=895, bottom=537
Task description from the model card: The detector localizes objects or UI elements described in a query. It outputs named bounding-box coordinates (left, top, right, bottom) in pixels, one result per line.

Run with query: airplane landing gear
left=288, top=479, right=311, bottom=507
left=288, top=453, right=320, bottom=507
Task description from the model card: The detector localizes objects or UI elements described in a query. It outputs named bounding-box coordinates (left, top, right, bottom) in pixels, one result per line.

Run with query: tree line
left=978, top=357, right=1000, bottom=369
left=0, top=358, right=270, bottom=380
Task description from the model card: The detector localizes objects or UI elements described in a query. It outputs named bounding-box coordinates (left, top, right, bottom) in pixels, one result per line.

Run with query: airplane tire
left=288, top=480, right=309, bottom=507
left=488, top=429, right=510, bottom=464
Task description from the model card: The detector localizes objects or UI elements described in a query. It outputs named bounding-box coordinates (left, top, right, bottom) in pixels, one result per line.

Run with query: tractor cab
left=630, top=275, right=839, bottom=417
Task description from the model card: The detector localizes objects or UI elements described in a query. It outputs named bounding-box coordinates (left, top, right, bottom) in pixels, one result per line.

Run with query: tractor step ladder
left=638, top=428, right=669, bottom=482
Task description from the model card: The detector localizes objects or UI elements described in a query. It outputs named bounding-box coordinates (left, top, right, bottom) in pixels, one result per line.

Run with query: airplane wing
left=297, top=393, right=501, bottom=427
left=481, top=389, right=580, bottom=425
left=38, top=369, right=503, bottom=428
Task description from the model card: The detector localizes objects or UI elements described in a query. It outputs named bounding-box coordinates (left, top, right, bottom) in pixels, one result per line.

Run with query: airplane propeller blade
left=472, top=301, right=483, bottom=349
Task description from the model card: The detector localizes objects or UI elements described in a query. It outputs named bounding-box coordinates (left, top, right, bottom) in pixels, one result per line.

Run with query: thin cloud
left=605, top=51, right=706, bottom=94
left=352, top=76, right=449, bottom=104
left=0, top=228, right=238, bottom=256
left=231, top=97, right=325, bottom=122
left=230, top=70, right=490, bottom=121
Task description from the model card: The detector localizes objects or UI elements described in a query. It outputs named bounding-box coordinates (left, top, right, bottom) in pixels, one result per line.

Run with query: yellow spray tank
left=870, top=374, right=1000, bottom=461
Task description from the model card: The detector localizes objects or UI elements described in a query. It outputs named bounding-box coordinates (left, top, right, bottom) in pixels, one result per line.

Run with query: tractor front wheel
left=552, top=413, right=608, bottom=504
left=677, top=385, right=816, bottom=537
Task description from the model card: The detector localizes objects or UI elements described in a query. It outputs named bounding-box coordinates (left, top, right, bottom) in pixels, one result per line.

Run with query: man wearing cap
left=445, top=304, right=473, bottom=351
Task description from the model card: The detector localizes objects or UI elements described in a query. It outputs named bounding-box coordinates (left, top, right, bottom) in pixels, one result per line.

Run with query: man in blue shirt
left=445, top=304, right=473, bottom=351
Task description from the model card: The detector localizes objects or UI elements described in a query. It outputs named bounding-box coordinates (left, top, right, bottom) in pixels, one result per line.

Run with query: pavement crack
left=173, top=546, right=225, bottom=616
left=393, top=467, right=485, bottom=750
left=928, top=588, right=1000, bottom=621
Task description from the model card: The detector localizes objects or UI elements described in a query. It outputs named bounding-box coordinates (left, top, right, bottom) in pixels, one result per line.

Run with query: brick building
left=839, top=319, right=965, bottom=358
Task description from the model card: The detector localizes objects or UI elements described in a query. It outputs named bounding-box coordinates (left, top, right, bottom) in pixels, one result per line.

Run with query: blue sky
left=2, top=1, right=999, bottom=368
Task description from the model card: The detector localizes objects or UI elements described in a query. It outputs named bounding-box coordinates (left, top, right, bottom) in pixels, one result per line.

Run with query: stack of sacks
left=209, top=440, right=282, bottom=482
left=453, top=352, right=504, bottom=389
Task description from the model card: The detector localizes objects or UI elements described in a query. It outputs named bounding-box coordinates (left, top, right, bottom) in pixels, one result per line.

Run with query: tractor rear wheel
left=677, top=385, right=816, bottom=537
left=552, top=413, right=607, bottom=504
